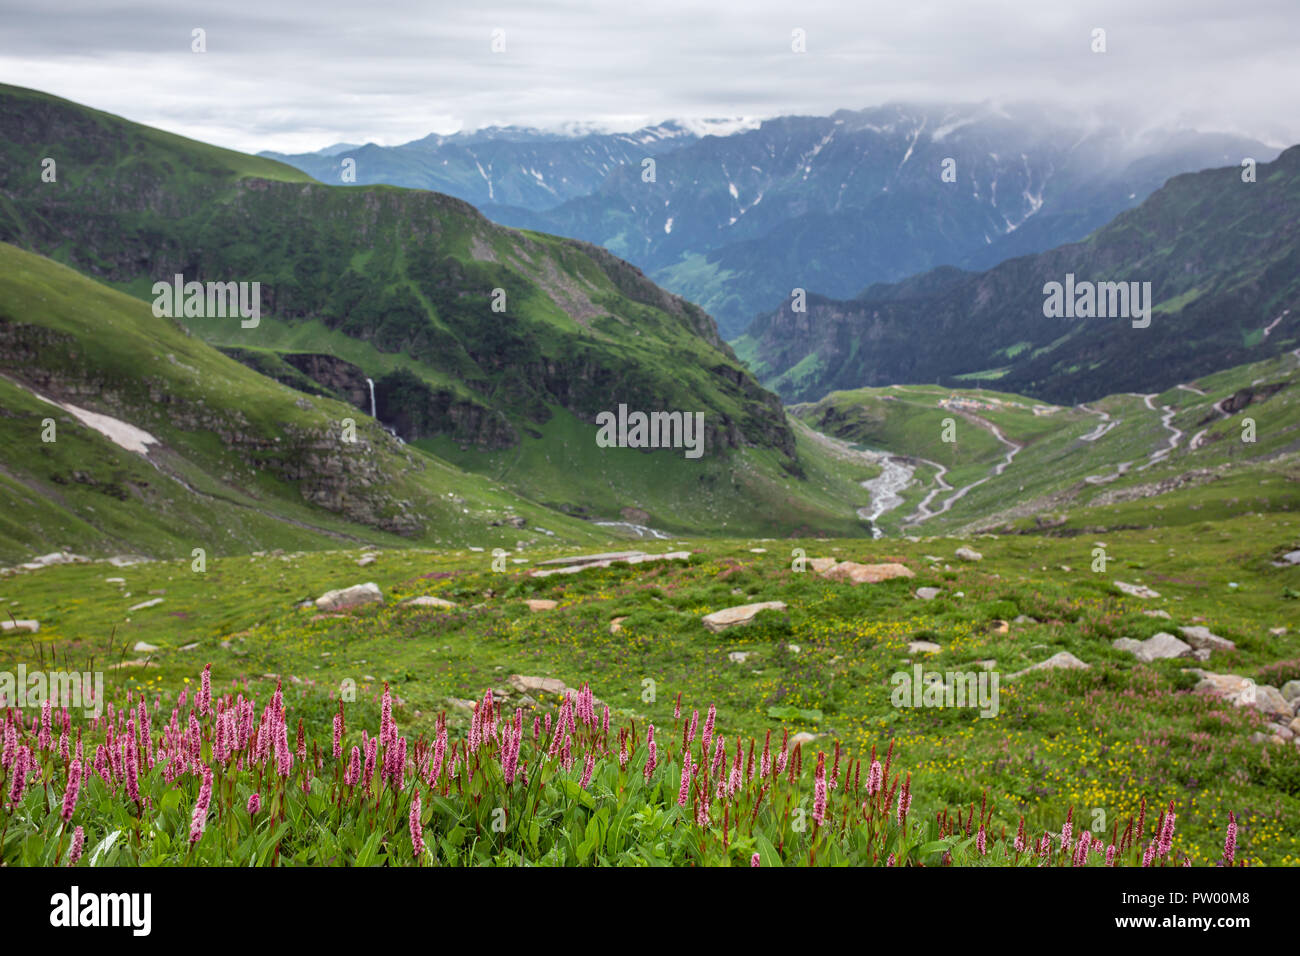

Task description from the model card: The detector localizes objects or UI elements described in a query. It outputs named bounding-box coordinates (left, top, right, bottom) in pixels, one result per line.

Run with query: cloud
left=2, top=0, right=1298, bottom=153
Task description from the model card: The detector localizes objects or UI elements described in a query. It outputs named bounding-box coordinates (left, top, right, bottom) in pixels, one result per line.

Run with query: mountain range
left=0, top=84, right=874, bottom=558
left=263, top=104, right=1278, bottom=338
left=737, top=146, right=1300, bottom=404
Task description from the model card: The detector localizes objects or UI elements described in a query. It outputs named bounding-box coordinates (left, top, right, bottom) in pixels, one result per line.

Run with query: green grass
left=3, top=508, right=1297, bottom=864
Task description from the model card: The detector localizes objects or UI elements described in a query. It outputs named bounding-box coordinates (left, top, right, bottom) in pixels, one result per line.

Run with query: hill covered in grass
left=788, top=349, right=1300, bottom=538
left=0, top=84, right=874, bottom=543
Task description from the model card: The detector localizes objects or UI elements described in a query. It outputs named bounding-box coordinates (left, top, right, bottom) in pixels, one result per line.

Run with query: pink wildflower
left=67, top=826, right=85, bottom=866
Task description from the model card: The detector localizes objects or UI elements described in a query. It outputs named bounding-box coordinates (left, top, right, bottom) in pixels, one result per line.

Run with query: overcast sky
left=2, top=0, right=1297, bottom=154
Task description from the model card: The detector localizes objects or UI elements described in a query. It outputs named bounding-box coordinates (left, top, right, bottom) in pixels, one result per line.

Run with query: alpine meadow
left=0, top=0, right=1298, bottom=923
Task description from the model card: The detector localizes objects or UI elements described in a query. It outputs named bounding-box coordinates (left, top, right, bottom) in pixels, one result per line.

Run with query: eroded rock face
left=702, top=601, right=787, bottom=633
left=315, top=582, right=383, bottom=611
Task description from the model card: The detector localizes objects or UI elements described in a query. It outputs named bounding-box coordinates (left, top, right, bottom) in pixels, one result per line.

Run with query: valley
left=0, top=79, right=1296, bottom=873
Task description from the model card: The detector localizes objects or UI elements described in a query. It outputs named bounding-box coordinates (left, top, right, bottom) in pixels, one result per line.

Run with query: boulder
left=1195, top=673, right=1292, bottom=717
left=1281, top=680, right=1300, bottom=703
left=787, top=732, right=819, bottom=752
left=955, top=547, right=983, bottom=562
left=1009, top=651, right=1090, bottom=678
left=727, top=651, right=751, bottom=663
left=808, top=558, right=838, bottom=573
left=1143, top=609, right=1172, bottom=619
left=525, top=599, right=558, bottom=612
left=1114, top=581, right=1160, bottom=599
left=1179, top=626, right=1235, bottom=654
left=908, top=640, right=942, bottom=654
left=1130, top=632, right=1194, bottom=663
left=508, top=675, right=567, bottom=696
left=356, top=554, right=377, bottom=567
left=314, top=583, right=383, bottom=611
left=702, top=601, right=787, bottom=633
left=821, top=561, right=914, bottom=584
left=403, top=595, right=456, bottom=609
left=1112, top=637, right=1144, bottom=655
left=0, top=620, right=39, bottom=635
left=133, top=641, right=159, bottom=653
left=915, top=587, right=942, bottom=601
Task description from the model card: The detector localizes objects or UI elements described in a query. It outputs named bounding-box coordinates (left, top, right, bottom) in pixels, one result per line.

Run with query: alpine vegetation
left=0, top=667, right=1230, bottom=868
left=595, top=405, right=706, bottom=459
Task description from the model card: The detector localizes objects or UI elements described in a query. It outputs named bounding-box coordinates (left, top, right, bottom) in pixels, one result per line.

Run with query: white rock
left=1114, top=581, right=1160, bottom=599
left=128, top=598, right=164, bottom=611
left=1009, top=651, right=1090, bottom=678
left=701, top=601, right=787, bottom=633
left=1179, top=626, right=1235, bottom=654
left=314, top=583, right=383, bottom=611
left=403, top=596, right=456, bottom=608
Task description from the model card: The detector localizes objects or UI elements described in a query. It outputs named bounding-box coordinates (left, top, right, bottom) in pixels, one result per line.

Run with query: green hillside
left=0, top=241, right=617, bottom=562
left=0, top=83, right=874, bottom=541
left=791, top=350, right=1300, bottom=537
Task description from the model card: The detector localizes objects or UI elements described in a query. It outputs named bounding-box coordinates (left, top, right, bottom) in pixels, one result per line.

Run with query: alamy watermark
left=595, top=404, right=706, bottom=459
left=1042, top=274, right=1151, bottom=329
left=151, top=274, right=261, bottom=328
left=891, top=664, right=1000, bottom=718
left=0, top=666, right=104, bottom=718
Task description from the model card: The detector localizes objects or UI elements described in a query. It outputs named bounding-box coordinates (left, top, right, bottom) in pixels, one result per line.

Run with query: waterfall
left=366, top=378, right=376, bottom=418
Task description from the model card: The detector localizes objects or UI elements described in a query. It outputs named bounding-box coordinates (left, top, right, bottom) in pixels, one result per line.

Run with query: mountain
left=501, top=105, right=1278, bottom=338
left=0, top=241, right=616, bottom=562
left=738, top=146, right=1300, bottom=405
left=0, top=83, right=873, bottom=547
left=259, top=122, right=699, bottom=211
left=271, top=103, right=1277, bottom=338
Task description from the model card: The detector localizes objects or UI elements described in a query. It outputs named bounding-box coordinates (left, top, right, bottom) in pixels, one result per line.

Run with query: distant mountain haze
left=263, top=103, right=1279, bottom=338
